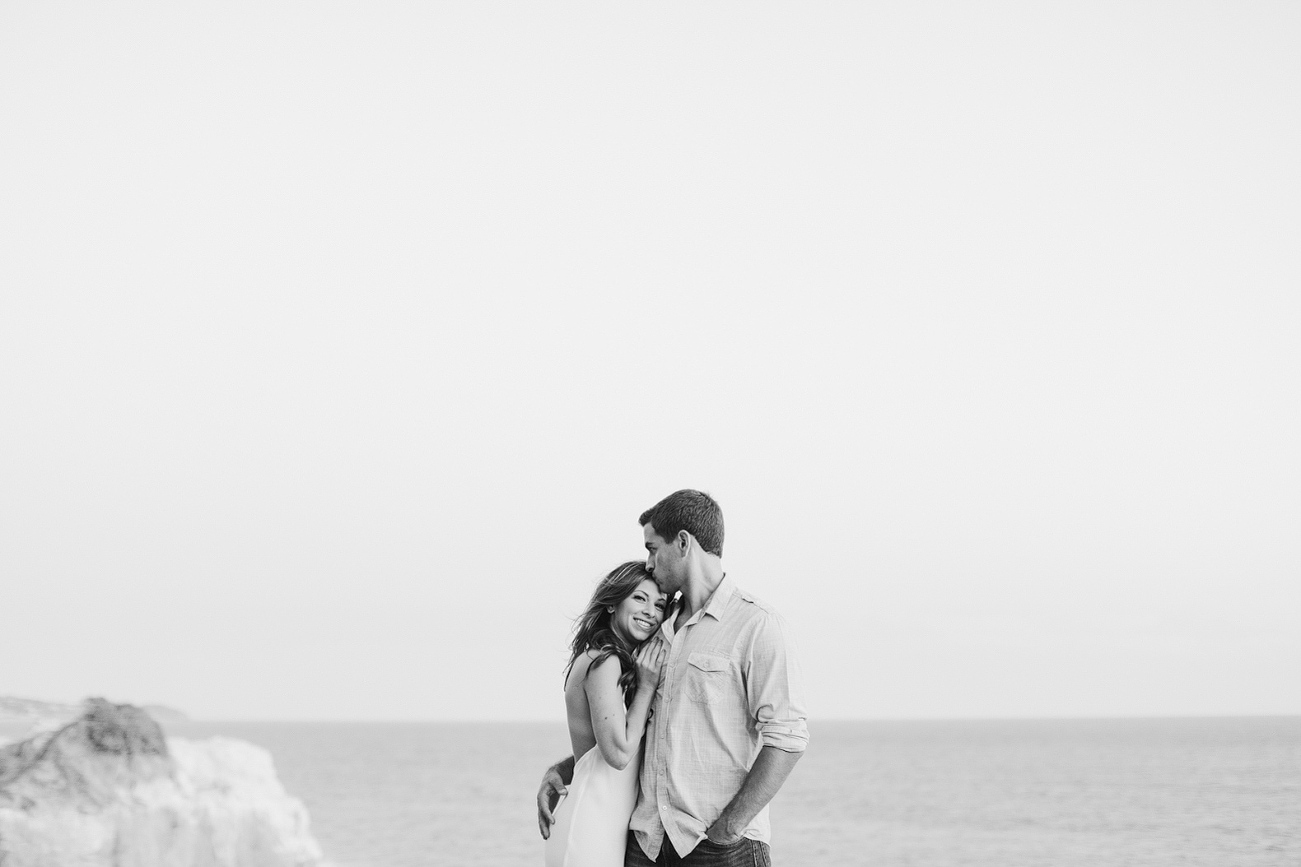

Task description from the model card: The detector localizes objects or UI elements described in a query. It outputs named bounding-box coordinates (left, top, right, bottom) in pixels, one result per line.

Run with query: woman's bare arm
left=584, top=638, right=666, bottom=770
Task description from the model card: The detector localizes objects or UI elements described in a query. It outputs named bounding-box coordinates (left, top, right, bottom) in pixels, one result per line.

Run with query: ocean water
left=150, top=718, right=1298, bottom=867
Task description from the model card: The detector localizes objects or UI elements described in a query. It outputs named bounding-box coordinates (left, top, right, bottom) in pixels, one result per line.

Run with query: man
left=537, top=489, right=809, bottom=866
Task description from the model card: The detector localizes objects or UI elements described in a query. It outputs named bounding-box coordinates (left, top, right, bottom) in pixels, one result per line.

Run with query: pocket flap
left=687, top=652, right=730, bottom=673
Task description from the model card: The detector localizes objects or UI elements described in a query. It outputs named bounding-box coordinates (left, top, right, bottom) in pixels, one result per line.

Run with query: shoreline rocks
left=0, top=698, right=323, bottom=867
left=0, top=696, right=189, bottom=744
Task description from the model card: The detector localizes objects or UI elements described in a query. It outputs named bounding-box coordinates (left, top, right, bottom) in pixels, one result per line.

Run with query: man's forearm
left=708, top=746, right=803, bottom=841
left=538, top=753, right=579, bottom=839
left=551, top=754, right=576, bottom=786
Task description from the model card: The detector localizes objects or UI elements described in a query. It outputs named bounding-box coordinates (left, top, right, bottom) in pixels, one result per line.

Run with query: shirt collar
left=662, top=573, right=735, bottom=636
left=699, top=572, right=735, bottom=622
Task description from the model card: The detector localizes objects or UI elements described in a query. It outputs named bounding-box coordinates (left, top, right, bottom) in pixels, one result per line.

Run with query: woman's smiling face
left=611, top=578, right=667, bottom=644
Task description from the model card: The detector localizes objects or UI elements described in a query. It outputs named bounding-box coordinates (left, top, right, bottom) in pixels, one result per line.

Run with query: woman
left=544, top=561, right=668, bottom=867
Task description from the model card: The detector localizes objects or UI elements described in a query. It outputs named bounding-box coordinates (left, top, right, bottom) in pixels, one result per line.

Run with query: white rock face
left=0, top=700, right=323, bottom=867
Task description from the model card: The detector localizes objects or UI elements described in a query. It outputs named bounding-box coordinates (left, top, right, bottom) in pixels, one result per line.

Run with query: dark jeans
left=625, top=831, right=772, bottom=867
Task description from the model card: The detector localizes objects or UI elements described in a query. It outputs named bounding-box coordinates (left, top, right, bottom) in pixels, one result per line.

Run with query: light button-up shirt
left=630, top=574, right=809, bottom=860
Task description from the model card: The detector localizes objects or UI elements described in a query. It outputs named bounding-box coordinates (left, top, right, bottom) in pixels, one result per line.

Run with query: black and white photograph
left=1, top=3, right=1298, bottom=866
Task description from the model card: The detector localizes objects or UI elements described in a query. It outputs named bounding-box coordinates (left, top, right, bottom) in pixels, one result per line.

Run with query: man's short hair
left=639, top=489, right=724, bottom=557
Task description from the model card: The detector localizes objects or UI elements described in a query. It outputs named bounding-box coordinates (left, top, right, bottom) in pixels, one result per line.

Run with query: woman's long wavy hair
left=565, top=561, right=659, bottom=707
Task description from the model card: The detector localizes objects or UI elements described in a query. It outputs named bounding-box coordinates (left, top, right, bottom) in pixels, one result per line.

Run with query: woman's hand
left=633, top=635, right=668, bottom=691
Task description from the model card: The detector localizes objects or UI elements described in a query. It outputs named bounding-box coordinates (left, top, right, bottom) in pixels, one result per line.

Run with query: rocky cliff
left=0, top=696, right=187, bottom=737
left=0, top=699, right=322, bottom=867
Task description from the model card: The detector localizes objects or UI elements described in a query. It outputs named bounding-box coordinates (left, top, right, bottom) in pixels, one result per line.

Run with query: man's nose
left=645, top=555, right=654, bottom=572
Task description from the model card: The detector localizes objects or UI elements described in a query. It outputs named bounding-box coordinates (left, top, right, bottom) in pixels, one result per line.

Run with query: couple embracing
left=538, top=489, right=809, bottom=867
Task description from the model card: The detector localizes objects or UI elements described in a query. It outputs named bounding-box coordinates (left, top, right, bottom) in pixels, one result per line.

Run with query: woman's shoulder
left=580, top=645, right=627, bottom=677
left=567, top=646, right=617, bottom=681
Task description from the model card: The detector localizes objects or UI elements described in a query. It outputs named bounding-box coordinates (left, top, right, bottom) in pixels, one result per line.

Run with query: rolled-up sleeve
left=745, top=611, right=810, bottom=752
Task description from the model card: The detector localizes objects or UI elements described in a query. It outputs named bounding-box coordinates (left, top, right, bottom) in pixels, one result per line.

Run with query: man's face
left=643, top=522, right=686, bottom=595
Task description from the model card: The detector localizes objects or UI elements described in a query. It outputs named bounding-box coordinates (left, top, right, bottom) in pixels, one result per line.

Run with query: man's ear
left=676, top=530, right=692, bottom=553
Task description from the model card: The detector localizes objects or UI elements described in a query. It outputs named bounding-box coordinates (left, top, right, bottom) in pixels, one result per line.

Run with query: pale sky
left=1, top=2, right=1297, bottom=721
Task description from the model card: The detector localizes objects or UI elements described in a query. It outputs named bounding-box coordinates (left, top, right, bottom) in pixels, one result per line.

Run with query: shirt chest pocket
left=683, top=652, right=732, bottom=703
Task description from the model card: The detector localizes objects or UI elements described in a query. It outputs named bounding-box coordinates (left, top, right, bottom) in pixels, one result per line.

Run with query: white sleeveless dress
left=544, top=744, right=639, bottom=867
